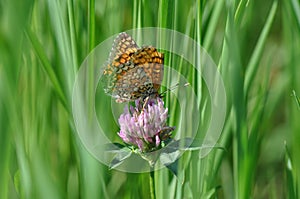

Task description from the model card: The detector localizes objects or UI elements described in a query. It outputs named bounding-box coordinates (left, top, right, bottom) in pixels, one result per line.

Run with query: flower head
left=118, top=97, right=174, bottom=152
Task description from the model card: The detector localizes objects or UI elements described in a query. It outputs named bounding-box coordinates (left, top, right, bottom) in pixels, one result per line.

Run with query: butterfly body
left=101, top=33, right=164, bottom=103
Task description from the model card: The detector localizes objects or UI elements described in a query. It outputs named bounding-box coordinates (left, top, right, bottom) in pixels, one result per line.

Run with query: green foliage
left=0, top=0, right=299, bottom=198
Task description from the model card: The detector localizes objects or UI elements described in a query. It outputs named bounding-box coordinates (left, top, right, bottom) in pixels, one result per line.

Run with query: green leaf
left=291, top=0, right=300, bottom=30
left=109, top=148, right=132, bottom=169
left=104, top=143, right=126, bottom=152
left=14, top=170, right=21, bottom=197
left=165, top=159, right=178, bottom=177
left=285, top=143, right=298, bottom=199
left=201, top=186, right=220, bottom=198
left=292, top=90, right=300, bottom=109
left=163, top=138, right=226, bottom=152
left=244, top=0, right=278, bottom=94
left=25, top=29, right=68, bottom=111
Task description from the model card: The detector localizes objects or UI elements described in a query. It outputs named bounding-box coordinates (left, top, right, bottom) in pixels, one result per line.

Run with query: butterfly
left=101, top=32, right=164, bottom=103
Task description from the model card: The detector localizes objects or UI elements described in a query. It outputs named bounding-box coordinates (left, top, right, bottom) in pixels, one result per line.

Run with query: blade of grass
left=234, top=0, right=249, bottom=25
left=0, top=94, right=11, bottom=199
left=87, top=0, right=95, bottom=119
left=31, top=152, right=64, bottom=199
left=292, top=90, right=300, bottom=109
left=203, top=0, right=224, bottom=49
left=26, top=29, right=68, bottom=111
left=46, top=0, right=75, bottom=96
left=195, top=0, right=202, bottom=107
left=284, top=0, right=300, bottom=194
left=225, top=0, right=249, bottom=197
left=67, top=0, right=79, bottom=73
left=244, top=0, right=278, bottom=95
left=285, top=143, right=298, bottom=199
left=88, top=0, right=95, bottom=51
left=290, top=0, right=300, bottom=29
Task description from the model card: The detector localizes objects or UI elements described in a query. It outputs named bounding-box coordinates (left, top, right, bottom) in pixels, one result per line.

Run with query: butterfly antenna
left=160, top=82, right=190, bottom=97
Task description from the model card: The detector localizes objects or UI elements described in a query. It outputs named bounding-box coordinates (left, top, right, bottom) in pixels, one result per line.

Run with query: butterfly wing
left=111, top=46, right=164, bottom=102
left=131, top=46, right=164, bottom=92
left=112, top=65, right=153, bottom=102
left=101, top=32, right=138, bottom=95
left=101, top=33, right=164, bottom=103
left=108, top=32, right=138, bottom=63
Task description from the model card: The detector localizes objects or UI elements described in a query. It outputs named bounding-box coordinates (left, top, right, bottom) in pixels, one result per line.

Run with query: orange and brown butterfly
left=101, top=32, right=164, bottom=103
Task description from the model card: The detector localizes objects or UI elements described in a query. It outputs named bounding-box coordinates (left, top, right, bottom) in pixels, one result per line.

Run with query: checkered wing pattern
left=101, top=33, right=164, bottom=103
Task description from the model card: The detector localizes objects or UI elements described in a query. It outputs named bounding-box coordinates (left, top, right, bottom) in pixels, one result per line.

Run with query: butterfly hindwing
left=131, top=46, right=164, bottom=91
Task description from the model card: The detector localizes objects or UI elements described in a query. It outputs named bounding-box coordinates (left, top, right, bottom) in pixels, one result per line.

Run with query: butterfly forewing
left=108, top=32, right=138, bottom=63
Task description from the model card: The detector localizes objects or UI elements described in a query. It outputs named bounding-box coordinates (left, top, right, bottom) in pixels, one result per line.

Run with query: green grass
left=1, top=0, right=299, bottom=198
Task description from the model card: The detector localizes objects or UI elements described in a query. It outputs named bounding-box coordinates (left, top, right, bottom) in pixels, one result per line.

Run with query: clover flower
left=118, top=97, right=174, bottom=152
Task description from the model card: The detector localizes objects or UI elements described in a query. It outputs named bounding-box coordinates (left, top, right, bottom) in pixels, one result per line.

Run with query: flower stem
left=149, top=169, right=156, bottom=199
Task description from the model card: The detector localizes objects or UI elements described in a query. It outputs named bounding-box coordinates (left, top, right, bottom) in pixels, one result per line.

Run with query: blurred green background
left=1, top=0, right=300, bottom=198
